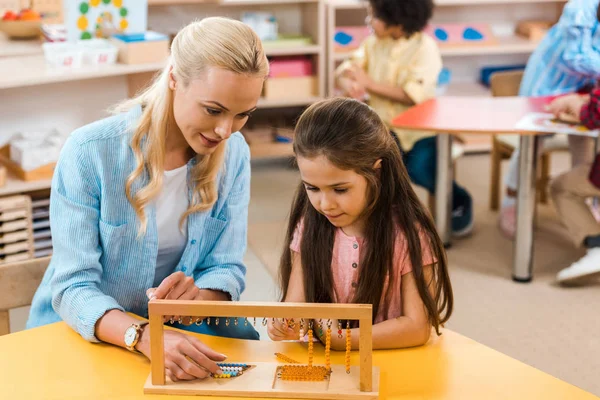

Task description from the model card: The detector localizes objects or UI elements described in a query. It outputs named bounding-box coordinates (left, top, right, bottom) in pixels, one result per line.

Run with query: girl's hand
left=147, top=272, right=202, bottom=323
left=267, top=318, right=301, bottom=341
left=136, top=328, right=226, bottom=382
left=547, top=94, right=589, bottom=122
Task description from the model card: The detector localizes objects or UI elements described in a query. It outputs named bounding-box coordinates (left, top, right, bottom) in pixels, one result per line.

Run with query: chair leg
left=490, top=143, right=502, bottom=211
left=0, top=310, right=10, bottom=336
left=539, top=153, right=550, bottom=204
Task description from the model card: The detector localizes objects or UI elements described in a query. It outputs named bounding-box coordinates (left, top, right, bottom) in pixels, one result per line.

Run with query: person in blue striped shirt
left=26, top=18, right=269, bottom=382
left=499, top=0, right=600, bottom=238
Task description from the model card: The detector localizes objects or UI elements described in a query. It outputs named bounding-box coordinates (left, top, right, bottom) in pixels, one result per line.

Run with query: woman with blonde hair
left=27, top=17, right=269, bottom=381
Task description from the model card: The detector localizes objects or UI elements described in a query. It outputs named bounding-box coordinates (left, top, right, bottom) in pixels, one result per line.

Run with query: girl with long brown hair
left=268, top=97, right=453, bottom=349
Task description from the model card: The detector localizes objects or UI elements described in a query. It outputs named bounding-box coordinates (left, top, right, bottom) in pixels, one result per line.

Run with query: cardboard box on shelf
left=109, top=31, right=169, bottom=65
left=263, top=76, right=317, bottom=100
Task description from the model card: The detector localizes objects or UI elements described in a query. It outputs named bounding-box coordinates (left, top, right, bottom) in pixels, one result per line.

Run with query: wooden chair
left=488, top=71, right=568, bottom=210
left=0, top=256, right=51, bottom=336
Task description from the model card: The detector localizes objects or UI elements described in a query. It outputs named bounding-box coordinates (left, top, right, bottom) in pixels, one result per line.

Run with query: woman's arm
left=49, top=136, right=126, bottom=342
left=560, top=6, right=600, bottom=78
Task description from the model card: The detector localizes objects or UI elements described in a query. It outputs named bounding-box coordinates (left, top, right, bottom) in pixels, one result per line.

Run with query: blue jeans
left=173, top=317, right=260, bottom=340
left=399, top=136, right=472, bottom=211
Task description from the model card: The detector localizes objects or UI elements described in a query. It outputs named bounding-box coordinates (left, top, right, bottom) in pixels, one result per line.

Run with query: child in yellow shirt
left=335, top=0, right=473, bottom=236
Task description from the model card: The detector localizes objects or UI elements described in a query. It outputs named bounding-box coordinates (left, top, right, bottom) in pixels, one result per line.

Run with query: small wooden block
left=516, top=20, right=553, bottom=42
left=144, top=362, right=380, bottom=399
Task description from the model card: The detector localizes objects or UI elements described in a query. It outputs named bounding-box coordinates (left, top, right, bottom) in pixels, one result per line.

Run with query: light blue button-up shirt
left=520, top=0, right=600, bottom=96
left=26, top=105, right=251, bottom=342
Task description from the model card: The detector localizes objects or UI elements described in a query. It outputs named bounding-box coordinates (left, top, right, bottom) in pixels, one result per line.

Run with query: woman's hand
left=547, top=94, right=590, bottom=122
left=267, top=318, right=301, bottom=341
left=136, top=327, right=226, bottom=382
left=147, top=272, right=203, bottom=323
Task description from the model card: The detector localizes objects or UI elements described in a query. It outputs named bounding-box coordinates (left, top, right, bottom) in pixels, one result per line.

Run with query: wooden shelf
left=0, top=175, right=52, bottom=197
left=333, top=36, right=538, bottom=62
left=440, top=36, right=539, bottom=56
left=0, top=55, right=165, bottom=90
left=328, top=0, right=364, bottom=10
left=264, top=45, right=321, bottom=57
left=257, top=96, right=322, bottom=108
left=0, top=36, right=43, bottom=58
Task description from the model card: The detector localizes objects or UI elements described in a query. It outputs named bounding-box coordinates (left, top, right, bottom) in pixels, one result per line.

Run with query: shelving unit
left=147, top=0, right=326, bottom=159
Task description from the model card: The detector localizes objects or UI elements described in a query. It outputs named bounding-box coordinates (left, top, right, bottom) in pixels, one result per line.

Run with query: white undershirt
left=154, top=164, right=189, bottom=287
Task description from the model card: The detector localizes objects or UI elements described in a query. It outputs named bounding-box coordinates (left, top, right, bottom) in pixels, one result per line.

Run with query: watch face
left=124, top=326, right=137, bottom=347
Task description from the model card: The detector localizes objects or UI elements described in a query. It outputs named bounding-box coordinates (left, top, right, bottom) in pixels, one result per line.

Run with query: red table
left=392, top=96, right=574, bottom=282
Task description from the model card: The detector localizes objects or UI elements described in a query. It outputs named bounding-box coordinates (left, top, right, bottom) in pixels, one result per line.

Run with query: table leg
left=513, top=134, right=539, bottom=283
left=436, top=134, right=453, bottom=247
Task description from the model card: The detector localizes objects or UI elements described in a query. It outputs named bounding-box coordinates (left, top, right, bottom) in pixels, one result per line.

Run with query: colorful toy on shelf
left=333, top=26, right=370, bottom=53
left=515, top=20, right=553, bottom=42
left=144, top=301, right=380, bottom=399
left=65, top=0, right=147, bottom=41
left=424, top=23, right=497, bottom=47
left=242, top=11, right=278, bottom=41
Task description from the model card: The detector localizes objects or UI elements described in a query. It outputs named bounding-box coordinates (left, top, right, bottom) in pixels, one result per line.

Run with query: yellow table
left=0, top=322, right=596, bottom=399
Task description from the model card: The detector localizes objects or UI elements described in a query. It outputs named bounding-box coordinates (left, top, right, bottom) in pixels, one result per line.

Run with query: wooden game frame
left=144, top=300, right=380, bottom=399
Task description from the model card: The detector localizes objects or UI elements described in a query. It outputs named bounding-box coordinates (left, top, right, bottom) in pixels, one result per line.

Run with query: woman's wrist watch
left=124, top=321, right=149, bottom=352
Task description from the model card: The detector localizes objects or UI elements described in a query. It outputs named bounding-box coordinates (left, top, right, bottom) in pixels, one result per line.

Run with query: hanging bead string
left=299, top=319, right=305, bottom=340
left=325, top=319, right=332, bottom=371
left=345, top=320, right=352, bottom=374
left=307, top=321, right=314, bottom=367
left=318, top=319, right=324, bottom=337
left=337, top=320, right=343, bottom=339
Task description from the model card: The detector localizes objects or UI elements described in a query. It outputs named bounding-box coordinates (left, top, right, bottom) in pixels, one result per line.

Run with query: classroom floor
left=9, top=151, right=600, bottom=396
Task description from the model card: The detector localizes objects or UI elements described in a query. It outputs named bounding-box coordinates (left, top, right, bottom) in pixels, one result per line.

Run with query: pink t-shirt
left=291, top=224, right=434, bottom=323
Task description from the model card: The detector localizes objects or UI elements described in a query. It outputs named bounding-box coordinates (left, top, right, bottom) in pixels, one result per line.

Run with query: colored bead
left=345, top=324, right=352, bottom=374
left=275, top=353, right=300, bottom=364
left=307, top=328, right=314, bottom=367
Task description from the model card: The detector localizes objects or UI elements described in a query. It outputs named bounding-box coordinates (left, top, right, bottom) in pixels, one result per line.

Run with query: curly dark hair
left=368, top=0, right=434, bottom=37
